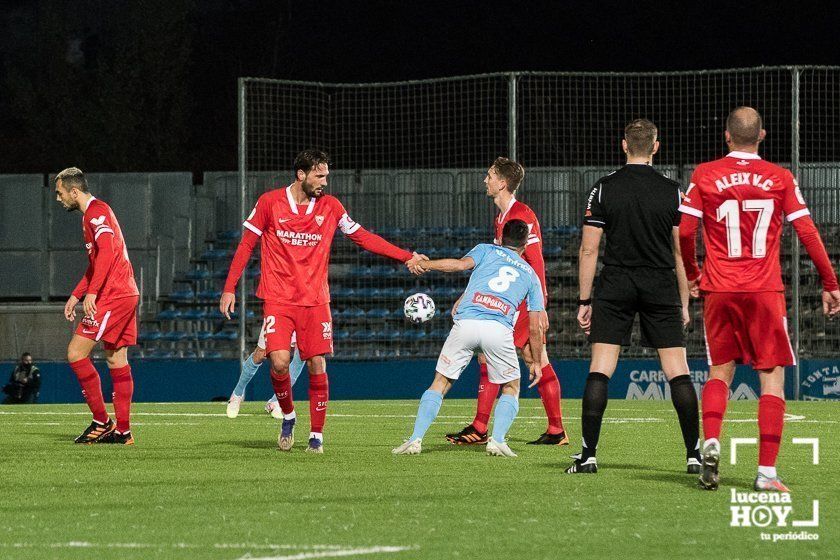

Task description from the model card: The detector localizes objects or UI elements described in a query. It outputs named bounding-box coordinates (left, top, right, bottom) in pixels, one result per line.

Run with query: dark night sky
left=1, top=0, right=838, bottom=173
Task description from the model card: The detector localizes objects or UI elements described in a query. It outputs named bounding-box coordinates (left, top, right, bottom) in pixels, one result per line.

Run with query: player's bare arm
left=527, top=310, right=544, bottom=388
left=672, top=228, right=690, bottom=326
left=577, top=225, right=603, bottom=333
left=417, top=257, right=475, bottom=274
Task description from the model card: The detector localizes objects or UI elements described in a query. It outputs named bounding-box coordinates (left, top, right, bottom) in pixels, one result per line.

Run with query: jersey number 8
left=489, top=266, right=520, bottom=292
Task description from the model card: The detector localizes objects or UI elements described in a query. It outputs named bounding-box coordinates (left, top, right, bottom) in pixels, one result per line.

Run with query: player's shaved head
left=726, top=107, right=764, bottom=146
left=501, top=219, right=528, bottom=251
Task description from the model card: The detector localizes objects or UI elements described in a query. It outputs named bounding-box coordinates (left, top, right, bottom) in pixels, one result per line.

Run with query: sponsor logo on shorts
left=472, top=292, right=511, bottom=315
left=81, top=316, right=100, bottom=328
left=322, top=321, right=332, bottom=340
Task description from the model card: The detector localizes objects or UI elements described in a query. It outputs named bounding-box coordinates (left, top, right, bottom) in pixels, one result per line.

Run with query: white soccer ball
left=404, top=293, right=436, bottom=324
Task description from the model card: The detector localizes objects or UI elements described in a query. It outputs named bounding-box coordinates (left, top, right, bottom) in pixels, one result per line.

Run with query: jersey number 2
left=715, top=199, right=774, bottom=258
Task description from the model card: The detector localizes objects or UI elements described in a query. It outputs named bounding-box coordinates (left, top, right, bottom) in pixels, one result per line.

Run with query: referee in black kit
left=565, top=119, right=702, bottom=475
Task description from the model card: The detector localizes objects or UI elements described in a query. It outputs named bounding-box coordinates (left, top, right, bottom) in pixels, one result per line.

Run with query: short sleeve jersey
left=81, top=198, right=139, bottom=301
left=678, top=151, right=810, bottom=293
left=244, top=186, right=361, bottom=305
left=583, top=164, right=682, bottom=268
left=454, top=244, right=544, bottom=328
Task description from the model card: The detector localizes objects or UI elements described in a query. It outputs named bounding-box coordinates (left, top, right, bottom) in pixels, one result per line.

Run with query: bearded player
left=446, top=157, right=567, bottom=446
left=221, top=150, right=427, bottom=453
left=56, top=168, right=139, bottom=445
left=679, top=107, right=840, bottom=492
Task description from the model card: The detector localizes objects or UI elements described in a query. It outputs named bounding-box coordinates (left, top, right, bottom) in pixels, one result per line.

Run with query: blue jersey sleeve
left=465, top=244, right=489, bottom=267
left=526, top=273, right=545, bottom=312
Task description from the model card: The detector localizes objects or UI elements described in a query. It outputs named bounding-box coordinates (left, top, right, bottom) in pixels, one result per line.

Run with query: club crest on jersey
left=315, top=215, right=325, bottom=227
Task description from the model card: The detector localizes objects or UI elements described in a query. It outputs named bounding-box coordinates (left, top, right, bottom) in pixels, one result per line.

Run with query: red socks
left=758, top=394, right=786, bottom=467
left=69, top=358, right=109, bottom=424
left=309, top=373, right=329, bottom=434
left=109, top=365, right=134, bottom=433
left=270, top=368, right=295, bottom=415
left=471, top=363, right=499, bottom=433
left=701, top=378, right=729, bottom=440
left=538, top=364, right=564, bottom=434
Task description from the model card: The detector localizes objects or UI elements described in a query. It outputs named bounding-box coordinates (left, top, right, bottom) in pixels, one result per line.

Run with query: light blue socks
left=409, top=389, right=444, bottom=441
left=235, top=347, right=306, bottom=399
left=233, top=353, right=260, bottom=397
left=491, top=394, right=519, bottom=442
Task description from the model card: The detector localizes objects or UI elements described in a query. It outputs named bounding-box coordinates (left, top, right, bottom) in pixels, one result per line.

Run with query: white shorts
left=257, top=320, right=296, bottom=350
left=435, top=319, right=520, bottom=384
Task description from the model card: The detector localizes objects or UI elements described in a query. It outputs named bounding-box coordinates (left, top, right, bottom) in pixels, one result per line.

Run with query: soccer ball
left=404, top=293, right=436, bottom=324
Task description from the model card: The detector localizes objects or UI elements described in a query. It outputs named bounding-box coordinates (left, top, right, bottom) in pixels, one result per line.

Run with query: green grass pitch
left=0, top=399, right=836, bottom=560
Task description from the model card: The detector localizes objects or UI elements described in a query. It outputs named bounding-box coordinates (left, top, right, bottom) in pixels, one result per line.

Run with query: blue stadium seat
left=366, top=308, right=391, bottom=319
left=213, top=330, right=238, bottom=341
left=217, top=230, right=241, bottom=240
left=352, top=266, right=373, bottom=277
left=138, top=330, right=162, bottom=342
left=392, top=308, right=406, bottom=319
left=169, top=289, right=194, bottom=301
left=202, top=350, right=223, bottom=359
left=181, top=309, right=207, bottom=320
left=334, top=330, right=351, bottom=341
left=196, top=290, right=222, bottom=300
left=181, top=350, right=199, bottom=359
left=147, top=349, right=174, bottom=359
left=246, top=268, right=261, bottom=278
left=195, top=331, right=213, bottom=341
left=353, top=330, right=376, bottom=342
left=212, top=268, right=230, bottom=279
left=544, top=246, right=564, bottom=257
left=156, top=309, right=182, bottom=320
left=162, top=331, right=188, bottom=342
left=185, top=269, right=210, bottom=280
left=344, top=308, right=366, bottom=319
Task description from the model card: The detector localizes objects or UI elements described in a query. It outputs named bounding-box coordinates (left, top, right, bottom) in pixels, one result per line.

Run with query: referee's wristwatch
left=578, top=298, right=592, bottom=306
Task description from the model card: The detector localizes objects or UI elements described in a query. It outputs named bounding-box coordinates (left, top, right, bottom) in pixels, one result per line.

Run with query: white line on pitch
left=244, top=546, right=416, bottom=560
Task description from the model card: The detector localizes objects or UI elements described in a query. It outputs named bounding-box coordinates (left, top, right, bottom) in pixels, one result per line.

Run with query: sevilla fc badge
left=315, top=215, right=325, bottom=226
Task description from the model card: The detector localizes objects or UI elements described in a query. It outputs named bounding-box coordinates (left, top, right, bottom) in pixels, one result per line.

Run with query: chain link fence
left=230, top=67, right=840, bottom=380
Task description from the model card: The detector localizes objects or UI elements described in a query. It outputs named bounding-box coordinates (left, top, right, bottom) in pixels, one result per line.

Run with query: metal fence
left=231, top=67, right=840, bottom=387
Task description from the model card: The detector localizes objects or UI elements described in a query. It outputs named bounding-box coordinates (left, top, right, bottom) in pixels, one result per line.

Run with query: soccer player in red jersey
left=679, top=107, right=840, bottom=492
left=56, top=168, right=140, bottom=445
left=220, top=150, right=427, bottom=453
left=446, top=157, right=568, bottom=446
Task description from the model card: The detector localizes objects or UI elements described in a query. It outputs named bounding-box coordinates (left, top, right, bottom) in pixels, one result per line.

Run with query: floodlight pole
left=508, top=73, right=517, bottom=161
left=790, top=67, right=802, bottom=400
left=237, top=78, right=248, bottom=366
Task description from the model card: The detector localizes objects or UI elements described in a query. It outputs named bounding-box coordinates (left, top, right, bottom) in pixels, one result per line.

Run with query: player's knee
left=67, top=345, right=87, bottom=363
left=269, top=353, right=290, bottom=373
left=252, top=347, right=266, bottom=364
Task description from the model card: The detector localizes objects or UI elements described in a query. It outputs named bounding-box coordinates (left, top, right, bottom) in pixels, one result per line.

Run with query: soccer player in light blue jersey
left=393, top=220, right=545, bottom=457
left=226, top=328, right=305, bottom=419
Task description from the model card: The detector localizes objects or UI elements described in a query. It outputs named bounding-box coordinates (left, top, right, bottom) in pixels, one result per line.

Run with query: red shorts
left=75, top=295, right=139, bottom=350
left=513, top=303, right=545, bottom=349
left=703, top=292, right=795, bottom=370
left=262, top=302, right=333, bottom=360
